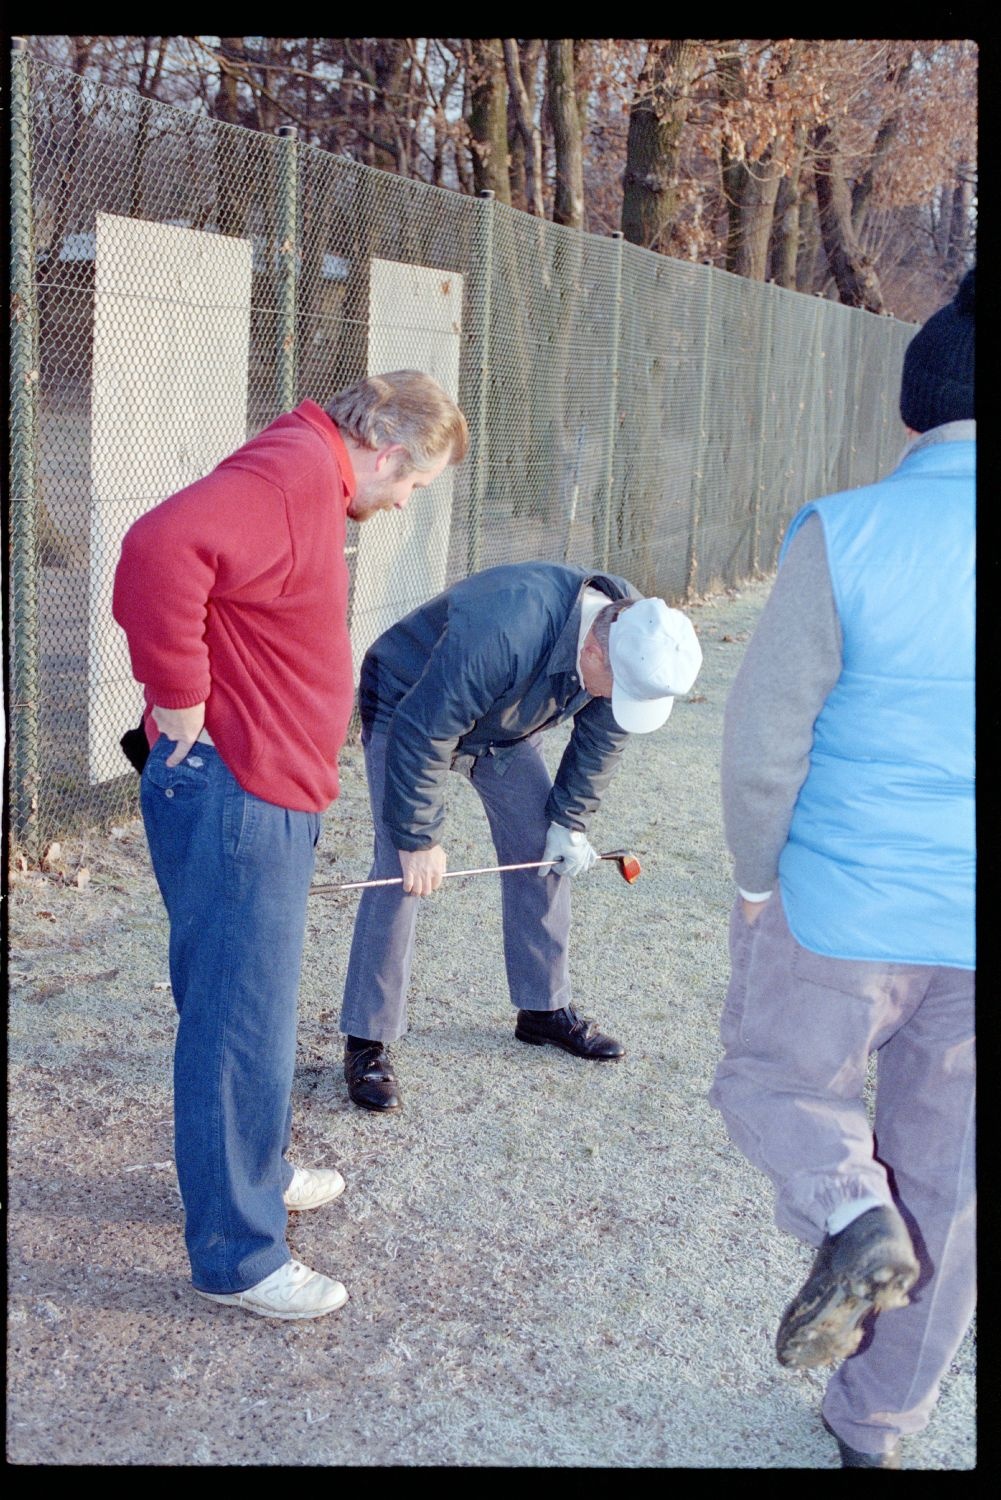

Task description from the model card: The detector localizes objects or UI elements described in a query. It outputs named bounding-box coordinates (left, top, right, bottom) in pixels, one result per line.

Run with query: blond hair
left=325, top=370, right=469, bottom=471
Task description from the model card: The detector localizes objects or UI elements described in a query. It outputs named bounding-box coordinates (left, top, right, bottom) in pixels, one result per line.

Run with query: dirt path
left=7, top=580, right=975, bottom=1468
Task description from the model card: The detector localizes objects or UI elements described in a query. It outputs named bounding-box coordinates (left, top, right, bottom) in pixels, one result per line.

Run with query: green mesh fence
left=8, top=52, right=917, bottom=854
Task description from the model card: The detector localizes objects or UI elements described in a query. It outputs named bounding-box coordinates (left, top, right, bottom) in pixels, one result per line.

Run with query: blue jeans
left=340, top=727, right=572, bottom=1043
left=141, top=738, right=322, bottom=1292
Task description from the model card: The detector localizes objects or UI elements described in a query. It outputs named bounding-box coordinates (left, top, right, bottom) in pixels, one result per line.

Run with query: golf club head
left=600, top=849, right=642, bottom=883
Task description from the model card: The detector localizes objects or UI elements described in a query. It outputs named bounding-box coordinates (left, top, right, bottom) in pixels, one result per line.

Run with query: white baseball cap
left=608, top=598, right=703, bottom=733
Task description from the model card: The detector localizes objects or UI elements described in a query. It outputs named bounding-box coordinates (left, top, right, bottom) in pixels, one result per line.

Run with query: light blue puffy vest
left=778, top=439, right=975, bottom=968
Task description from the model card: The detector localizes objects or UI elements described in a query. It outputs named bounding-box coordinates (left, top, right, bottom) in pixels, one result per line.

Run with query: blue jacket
left=359, top=562, right=640, bottom=850
left=778, top=438, right=975, bottom=967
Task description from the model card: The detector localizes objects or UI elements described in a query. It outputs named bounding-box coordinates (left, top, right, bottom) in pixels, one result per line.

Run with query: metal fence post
left=843, top=314, right=858, bottom=493
left=749, top=289, right=776, bottom=576
left=9, top=37, right=41, bottom=857
left=599, top=230, right=625, bottom=570
left=801, top=300, right=824, bottom=503
left=874, top=326, right=897, bottom=481
left=276, top=124, right=298, bottom=411
left=467, top=188, right=495, bottom=577
left=685, top=270, right=714, bottom=599
left=815, top=303, right=829, bottom=494
left=873, top=334, right=888, bottom=480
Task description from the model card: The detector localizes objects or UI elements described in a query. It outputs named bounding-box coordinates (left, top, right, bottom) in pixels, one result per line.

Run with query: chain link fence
left=9, top=50, right=916, bottom=855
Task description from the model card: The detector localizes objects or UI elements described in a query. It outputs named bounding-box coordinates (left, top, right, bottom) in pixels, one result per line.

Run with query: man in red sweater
left=113, top=371, right=468, bottom=1320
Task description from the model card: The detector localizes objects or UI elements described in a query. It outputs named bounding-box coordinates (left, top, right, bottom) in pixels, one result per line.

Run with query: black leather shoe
left=344, top=1043, right=402, bottom=1112
left=823, top=1416, right=902, bottom=1468
left=514, top=1005, right=625, bottom=1060
left=776, top=1205, right=919, bottom=1370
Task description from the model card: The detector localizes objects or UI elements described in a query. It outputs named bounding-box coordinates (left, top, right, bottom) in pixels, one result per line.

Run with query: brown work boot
left=776, top=1204, right=919, bottom=1369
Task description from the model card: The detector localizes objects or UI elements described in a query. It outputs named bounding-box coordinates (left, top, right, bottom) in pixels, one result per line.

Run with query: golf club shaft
left=309, top=850, right=636, bottom=894
left=310, top=858, right=559, bottom=893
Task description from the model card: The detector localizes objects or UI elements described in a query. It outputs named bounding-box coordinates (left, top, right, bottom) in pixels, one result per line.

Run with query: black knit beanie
left=899, top=268, right=975, bottom=432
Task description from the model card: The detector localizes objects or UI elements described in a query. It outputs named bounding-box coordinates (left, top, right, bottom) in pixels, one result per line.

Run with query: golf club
left=309, top=848, right=642, bottom=894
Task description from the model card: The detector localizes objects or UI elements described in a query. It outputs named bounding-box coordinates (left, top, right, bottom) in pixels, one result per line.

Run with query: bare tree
left=715, top=41, right=806, bottom=282
left=467, top=39, right=510, bottom=201
left=546, top=40, right=583, bottom=227
left=504, top=39, right=544, bottom=216
left=211, top=36, right=246, bottom=125
left=621, top=40, right=696, bottom=250
left=811, top=121, right=887, bottom=312
left=769, top=121, right=807, bottom=288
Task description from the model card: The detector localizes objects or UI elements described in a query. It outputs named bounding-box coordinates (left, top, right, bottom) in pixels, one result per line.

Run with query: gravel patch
left=7, top=579, right=975, bottom=1468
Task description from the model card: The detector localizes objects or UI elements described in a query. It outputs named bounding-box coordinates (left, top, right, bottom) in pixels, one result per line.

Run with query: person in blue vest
left=710, top=270, right=975, bottom=1469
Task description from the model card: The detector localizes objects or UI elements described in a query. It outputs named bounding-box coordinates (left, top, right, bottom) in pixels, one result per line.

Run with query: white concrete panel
left=349, top=259, right=463, bottom=681
left=89, top=214, right=252, bottom=783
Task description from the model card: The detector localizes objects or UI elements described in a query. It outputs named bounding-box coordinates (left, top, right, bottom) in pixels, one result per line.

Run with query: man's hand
left=740, top=895, right=771, bottom=926
left=399, top=845, right=446, bottom=897
left=152, top=703, right=206, bottom=767
left=538, top=822, right=600, bottom=878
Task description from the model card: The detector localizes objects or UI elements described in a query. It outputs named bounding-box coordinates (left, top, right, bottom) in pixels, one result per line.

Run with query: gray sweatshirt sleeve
left=720, top=513, right=843, bottom=895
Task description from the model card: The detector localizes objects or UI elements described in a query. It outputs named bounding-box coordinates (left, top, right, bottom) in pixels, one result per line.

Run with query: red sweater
left=112, top=400, right=357, bottom=812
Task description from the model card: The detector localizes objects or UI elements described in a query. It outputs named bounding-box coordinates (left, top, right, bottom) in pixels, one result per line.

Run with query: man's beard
left=347, top=464, right=409, bottom=522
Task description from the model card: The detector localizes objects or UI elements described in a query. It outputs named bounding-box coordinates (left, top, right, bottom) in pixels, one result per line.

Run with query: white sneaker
left=283, top=1164, right=346, bottom=1211
left=196, top=1259, right=348, bottom=1320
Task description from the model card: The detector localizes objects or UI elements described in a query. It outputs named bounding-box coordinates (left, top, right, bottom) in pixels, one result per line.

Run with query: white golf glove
left=539, top=822, right=600, bottom=878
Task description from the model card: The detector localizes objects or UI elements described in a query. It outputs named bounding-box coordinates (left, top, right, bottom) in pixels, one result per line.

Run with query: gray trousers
left=339, top=727, right=572, bottom=1043
left=709, top=889, right=976, bottom=1456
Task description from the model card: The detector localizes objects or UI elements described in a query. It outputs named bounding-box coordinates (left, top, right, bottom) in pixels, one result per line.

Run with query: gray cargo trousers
left=710, top=888, right=975, bottom=1456
left=339, top=726, right=573, bottom=1044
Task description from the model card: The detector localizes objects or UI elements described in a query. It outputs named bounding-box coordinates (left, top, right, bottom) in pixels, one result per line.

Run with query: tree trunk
left=621, top=39, right=694, bottom=250
left=507, top=92, right=526, bottom=206
left=453, top=100, right=474, bottom=195
left=732, top=149, right=782, bottom=280
left=505, top=39, right=541, bottom=212
left=573, top=40, right=590, bottom=137
left=717, top=45, right=786, bottom=281
left=851, top=52, right=914, bottom=242
left=431, top=110, right=446, bottom=187
left=253, top=38, right=283, bottom=136
left=468, top=39, right=510, bottom=202
left=212, top=37, right=243, bottom=125
left=811, top=123, right=886, bottom=311
left=303, top=37, right=314, bottom=144
left=546, top=40, right=584, bottom=227
left=796, top=178, right=825, bottom=293
left=211, top=39, right=253, bottom=238
left=374, top=39, right=411, bottom=174
left=503, top=39, right=544, bottom=216
left=129, top=38, right=167, bottom=218
left=716, top=48, right=746, bottom=273
left=771, top=173, right=801, bottom=288
left=946, top=166, right=975, bottom=276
